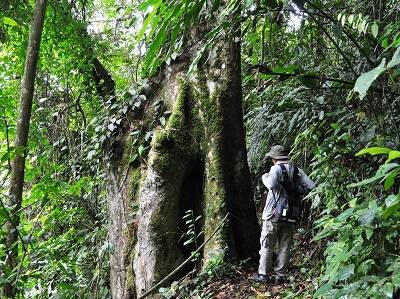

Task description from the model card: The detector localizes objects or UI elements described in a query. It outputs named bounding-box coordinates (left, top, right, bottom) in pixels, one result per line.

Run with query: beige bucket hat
left=265, top=145, right=290, bottom=160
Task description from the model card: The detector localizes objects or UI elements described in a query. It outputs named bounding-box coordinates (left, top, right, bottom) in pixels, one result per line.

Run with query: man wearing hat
left=252, top=145, right=315, bottom=284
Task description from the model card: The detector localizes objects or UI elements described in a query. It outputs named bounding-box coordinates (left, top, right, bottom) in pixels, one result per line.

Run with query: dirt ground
left=202, top=262, right=316, bottom=299
left=202, top=233, right=324, bottom=299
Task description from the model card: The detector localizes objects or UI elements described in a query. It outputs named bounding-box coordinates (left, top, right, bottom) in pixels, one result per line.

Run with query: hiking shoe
left=273, top=275, right=285, bottom=285
left=251, top=273, right=270, bottom=283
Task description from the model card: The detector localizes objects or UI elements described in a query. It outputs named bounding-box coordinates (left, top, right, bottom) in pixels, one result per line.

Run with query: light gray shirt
left=261, top=161, right=315, bottom=220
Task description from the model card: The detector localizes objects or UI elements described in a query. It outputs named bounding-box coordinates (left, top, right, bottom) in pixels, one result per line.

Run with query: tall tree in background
left=105, top=0, right=260, bottom=297
left=4, top=0, right=47, bottom=297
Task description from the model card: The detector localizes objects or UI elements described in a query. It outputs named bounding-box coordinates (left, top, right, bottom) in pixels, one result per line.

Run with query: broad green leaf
left=354, top=59, right=386, bottom=100
left=129, top=154, right=138, bottom=163
left=138, top=145, right=145, bottom=155
left=355, top=147, right=391, bottom=156
left=337, top=264, right=355, bottom=281
left=22, top=256, right=30, bottom=267
left=314, top=283, right=333, bottom=298
left=348, top=163, right=398, bottom=188
left=347, top=174, right=383, bottom=188
left=383, top=283, right=394, bottom=298
left=136, top=0, right=162, bottom=42
left=392, top=271, right=400, bottom=286
left=1, top=151, right=12, bottom=163
left=385, top=194, right=399, bottom=207
left=371, top=22, right=379, bottom=38
left=138, top=0, right=160, bottom=11
left=358, top=209, right=375, bottom=227
left=384, top=167, right=400, bottom=190
left=3, top=17, right=18, bottom=27
left=387, top=258, right=400, bottom=272
left=273, top=65, right=297, bottom=73
left=159, top=116, right=165, bottom=126
left=147, top=12, right=162, bottom=40
left=364, top=227, right=373, bottom=240
left=361, top=20, right=368, bottom=34
left=337, top=207, right=355, bottom=222
left=341, top=14, right=346, bottom=27
left=313, top=221, right=346, bottom=240
left=59, top=262, right=70, bottom=274
left=383, top=202, right=400, bottom=220
left=348, top=14, right=354, bottom=24
left=383, top=195, right=400, bottom=219
left=387, top=150, right=400, bottom=163
left=387, top=47, right=400, bottom=68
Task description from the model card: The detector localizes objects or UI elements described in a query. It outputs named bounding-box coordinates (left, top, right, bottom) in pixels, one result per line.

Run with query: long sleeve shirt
left=261, top=161, right=315, bottom=220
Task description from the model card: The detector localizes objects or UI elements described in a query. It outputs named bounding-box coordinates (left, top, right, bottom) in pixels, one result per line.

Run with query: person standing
left=252, top=145, right=315, bottom=284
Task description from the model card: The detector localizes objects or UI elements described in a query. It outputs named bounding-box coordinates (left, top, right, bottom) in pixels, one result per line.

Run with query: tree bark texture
left=4, top=0, right=47, bottom=297
left=106, top=3, right=259, bottom=299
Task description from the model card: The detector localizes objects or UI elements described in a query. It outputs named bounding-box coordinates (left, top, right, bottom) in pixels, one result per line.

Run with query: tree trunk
left=106, top=3, right=259, bottom=298
left=4, top=0, right=47, bottom=297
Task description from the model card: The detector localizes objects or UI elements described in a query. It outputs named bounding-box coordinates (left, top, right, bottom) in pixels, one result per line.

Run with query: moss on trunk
left=106, top=4, right=259, bottom=299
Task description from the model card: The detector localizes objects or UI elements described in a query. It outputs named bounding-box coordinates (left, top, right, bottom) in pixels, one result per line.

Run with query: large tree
left=105, top=0, right=260, bottom=297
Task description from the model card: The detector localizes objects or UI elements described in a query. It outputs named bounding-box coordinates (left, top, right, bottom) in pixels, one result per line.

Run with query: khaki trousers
left=258, top=216, right=296, bottom=277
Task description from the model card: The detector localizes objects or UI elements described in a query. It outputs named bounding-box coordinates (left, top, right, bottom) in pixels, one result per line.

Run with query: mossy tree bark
left=106, top=4, right=259, bottom=299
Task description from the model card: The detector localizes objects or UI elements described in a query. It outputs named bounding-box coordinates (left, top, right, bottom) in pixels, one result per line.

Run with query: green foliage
left=136, top=0, right=242, bottom=75
left=313, top=147, right=400, bottom=299
left=180, top=209, right=203, bottom=250
left=352, top=47, right=400, bottom=100
left=337, top=13, right=379, bottom=37
left=1, top=1, right=112, bottom=298
left=243, top=0, right=400, bottom=298
left=136, top=0, right=206, bottom=74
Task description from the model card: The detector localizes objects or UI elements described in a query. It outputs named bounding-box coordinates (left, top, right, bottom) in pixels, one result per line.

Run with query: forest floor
left=202, top=262, right=315, bottom=299
left=202, top=232, right=324, bottom=299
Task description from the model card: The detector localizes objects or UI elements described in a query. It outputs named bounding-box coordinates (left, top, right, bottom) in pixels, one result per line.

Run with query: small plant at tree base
left=180, top=209, right=203, bottom=252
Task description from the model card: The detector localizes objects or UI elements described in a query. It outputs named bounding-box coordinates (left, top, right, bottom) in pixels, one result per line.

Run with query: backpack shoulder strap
left=278, top=163, right=289, bottom=180
left=293, top=165, right=299, bottom=182
left=279, top=163, right=299, bottom=183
